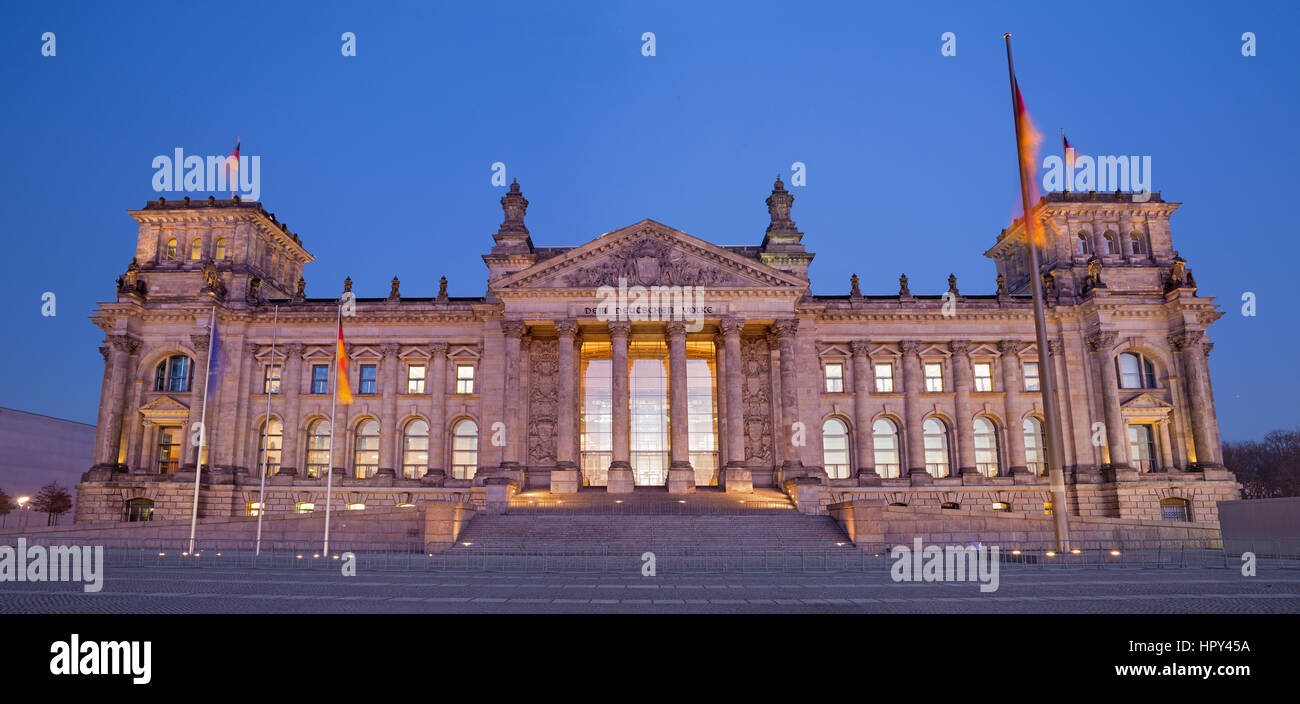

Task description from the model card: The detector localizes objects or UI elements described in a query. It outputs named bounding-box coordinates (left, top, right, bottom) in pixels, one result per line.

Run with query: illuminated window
left=1117, top=352, right=1157, bottom=389
left=940, top=502, right=960, bottom=510
left=1043, top=501, right=1054, bottom=516
left=263, top=363, right=281, bottom=394
left=1160, top=498, right=1190, bottom=522
left=353, top=419, right=380, bottom=478
left=1024, top=417, right=1047, bottom=475
left=257, top=418, right=282, bottom=477
left=165, top=237, right=178, bottom=260
left=824, top=363, right=844, bottom=392
left=305, top=419, right=331, bottom=478
left=358, top=364, right=377, bottom=394
left=156, top=426, right=181, bottom=474
left=246, top=501, right=263, bottom=517
left=456, top=364, right=475, bottom=394
left=974, top=417, right=999, bottom=477
left=346, top=502, right=365, bottom=511
left=992, top=501, right=1011, bottom=512
left=215, top=237, right=227, bottom=260
left=1023, top=362, right=1040, bottom=392
left=1077, top=232, right=1092, bottom=255
left=822, top=418, right=850, bottom=479
left=154, top=355, right=192, bottom=392
left=190, top=238, right=203, bottom=260
left=125, top=498, right=154, bottom=522
left=872, top=418, right=900, bottom=478
left=923, top=418, right=949, bottom=477
left=874, top=363, right=894, bottom=393
left=310, top=364, right=329, bottom=394
left=451, top=419, right=479, bottom=480
left=295, top=502, right=315, bottom=514
left=406, top=364, right=426, bottom=393
left=685, top=342, right=719, bottom=488
left=402, top=419, right=430, bottom=479
left=974, top=362, right=993, bottom=392
left=580, top=342, right=612, bottom=486
left=1128, top=423, right=1157, bottom=472
left=924, top=363, right=944, bottom=392
left=628, top=340, right=669, bottom=486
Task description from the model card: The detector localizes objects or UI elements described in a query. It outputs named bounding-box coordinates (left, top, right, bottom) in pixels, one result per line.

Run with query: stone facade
left=76, top=182, right=1238, bottom=530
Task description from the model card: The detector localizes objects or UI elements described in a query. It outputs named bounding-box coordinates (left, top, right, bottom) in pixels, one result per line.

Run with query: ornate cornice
left=1085, top=330, right=1118, bottom=352
left=1167, top=329, right=1205, bottom=350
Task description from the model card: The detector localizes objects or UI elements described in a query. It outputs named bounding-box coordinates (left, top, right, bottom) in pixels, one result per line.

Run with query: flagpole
left=1004, top=33, right=1071, bottom=550
left=323, top=303, right=341, bottom=557
left=187, top=305, right=217, bottom=556
left=254, top=304, right=279, bottom=557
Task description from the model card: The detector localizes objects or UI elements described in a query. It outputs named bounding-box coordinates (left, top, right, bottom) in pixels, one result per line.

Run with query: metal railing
left=2, top=535, right=1297, bottom=574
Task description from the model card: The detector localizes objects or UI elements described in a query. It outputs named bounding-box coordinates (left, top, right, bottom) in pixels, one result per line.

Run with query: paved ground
left=2, top=565, right=1297, bottom=613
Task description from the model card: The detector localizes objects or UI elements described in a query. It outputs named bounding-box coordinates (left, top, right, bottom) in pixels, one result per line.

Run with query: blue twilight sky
left=0, top=1, right=1296, bottom=441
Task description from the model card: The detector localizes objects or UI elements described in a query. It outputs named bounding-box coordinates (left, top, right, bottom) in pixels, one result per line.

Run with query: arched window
left=257, top=418, right=283, bottom=477
left=1076, top=232, right=1092, bottom=255
left=451, top=419, right=479, bottom=480
left=353, top=419, right=380, bottom=478
left=923, top=418, right=950, bottom=477
left=306, top=419, right=331, bottom=478
left=215, top=237, right=228, bottom=260
left=190, top=238, right=202, bottom=260
left=1129, top=231, right=1144, bottom=255
left=973, top=417, right=1000, bottom=477
left=1117, top=352, right=1157, bottom=389
left=154, top=355, right=192, bottom=392
left=1159, top=497, right=1190, bottom=522
left=1023, top=417, right=1047, bottom=475
left=125, top=498, right=154, bottom=522
left=821, top=418, right=850, bottom=479
left=872, top=419, right=900, bottom=478
left=402, top=419, right=430, bottom=479
left=1103, top=231, right=1118, bottom=255
left=165, top=237, right=178, bottom=260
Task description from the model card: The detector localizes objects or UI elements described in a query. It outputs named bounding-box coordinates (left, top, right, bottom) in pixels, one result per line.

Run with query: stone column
left=850, top=340, right=879, bottom=484
left=276, top=343, right=303, bottom=476
left=774, top=319, right=808, bottom=483
left=1169, top=330, right=1222, bottom=469
left=550, top=320, right=580, bottom=492
left=91, top=335, right=139, bottom=472
left=500, top=321, right=525, bottom=476
left=607, top=320, right=633, bottom=493
left=375, top=343, right=400, bottom=478
left=666, top=321, right=696, bottom=493
left=1157, top=418, right=1175, bottom=472
left=124, top=380, right=146, bottom=473
left=950, top=340, right=980, bottom=480
left=182, top=335, right=213, bottom=471
left=999, top=339, right=1030, bottom=476
left=900, top=339, right=930, bottom=484
left=719, top=317, right=750, bottom=492
left=422, top=343, right=448, bottom=485
left=1086, top=331, right=1130, bottom=473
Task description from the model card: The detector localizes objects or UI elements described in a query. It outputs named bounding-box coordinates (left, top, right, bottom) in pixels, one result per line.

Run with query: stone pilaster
left=551, top=320, right=580, bottom=492
left=607, top=320, right=633, bottom=493
left=774, top=319, right=809, bottom=482
left=900, top=339, right=930, bottom=485
left=850, top=340, right=879, bottom=484
left=720, top=317, right=749, bottom=491
left=91, top=335, right=140, bottom=472
left=999, top=339, right=1030, bottom=476
left=1086, top=330, right=1131, bottom=476
left=666, top=321, right=695, bottom=493
left=182, top=334, right=211, bottom=471
left=276, top=343, right=303, bottom=476
left=1169, top=330, right=1222, bottom=469
left=950, top=339, right=981, bottom=481
left=422, top=343, right=448, bottom=485
left=374, top=342, right=400, bottom=478
left=498, top=321, right=525, bottom=477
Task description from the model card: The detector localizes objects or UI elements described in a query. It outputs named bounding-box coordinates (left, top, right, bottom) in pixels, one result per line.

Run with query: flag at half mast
left=335, top=320, right=353, bottom=405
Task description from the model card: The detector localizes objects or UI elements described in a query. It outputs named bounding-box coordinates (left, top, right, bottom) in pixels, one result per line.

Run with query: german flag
left=335, top=320, right=353, bottom=404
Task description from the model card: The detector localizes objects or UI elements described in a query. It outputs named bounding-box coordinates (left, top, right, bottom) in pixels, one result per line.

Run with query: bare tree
left=1223, top=429, right=1300, bottom=499
left=0, top=488, right=12, bottom=528
left=31, top=482, right=74, bottom=527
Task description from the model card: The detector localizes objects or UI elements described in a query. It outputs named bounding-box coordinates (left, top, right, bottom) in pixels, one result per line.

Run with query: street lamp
left=16, top=496, right=30, bottom=529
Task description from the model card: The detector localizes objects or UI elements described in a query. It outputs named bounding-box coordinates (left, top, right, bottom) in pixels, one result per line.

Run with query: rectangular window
left=824, top=363, right=844, bottom=393
left=167, top=356, right=191, bottom=393
left=456, top=364, right=475, bottom=394
left=1023, top=362, right=1040, bottom=392
left=406, top=364, right=426, bottom=394
left=310, top=364, right=329, bottom=394
left=924, top=363, right=944, bottom=392
left=973, top=362, right=993, bottom=392
left=157, top=427, right=181, bottom=474
left=1128, top=423, right=1157, bottom=472
left=874, top=363, right=894, bottom=393
left=263, top=364, right=281, bottom=394
left=359, top=364, right=377, bottom=394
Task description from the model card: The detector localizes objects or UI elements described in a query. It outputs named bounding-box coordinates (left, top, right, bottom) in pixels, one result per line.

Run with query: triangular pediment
left=1121, top=392, right=1174, bottom=410
left=140, top=395, right=190, bottom=413
left=494, top=220, right=806, bottom=291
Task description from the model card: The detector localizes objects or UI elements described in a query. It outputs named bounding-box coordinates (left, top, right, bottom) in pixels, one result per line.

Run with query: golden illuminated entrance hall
left=579, top=336, right=718, bottom=489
